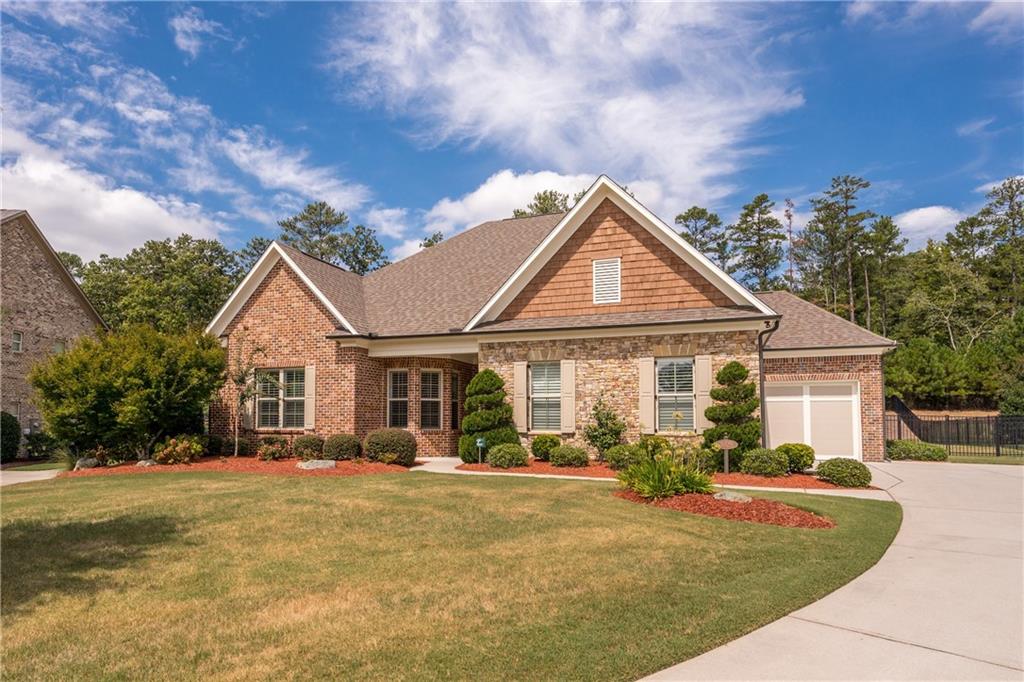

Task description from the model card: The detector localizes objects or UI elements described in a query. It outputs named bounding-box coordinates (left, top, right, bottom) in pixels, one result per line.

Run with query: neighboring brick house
left=1, top=209, right=106, bottom=433
left=208, top=177, right=895, bottom=460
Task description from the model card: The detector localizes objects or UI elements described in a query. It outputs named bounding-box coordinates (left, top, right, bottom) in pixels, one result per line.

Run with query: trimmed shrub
left=234, top=438, right=252, bottom=457
left=583, top=397, right=626, bottom=458
left=257, top=436, right=289, bottom=461
left=531, top=434, right=561, bottom=461
left=618, top=457, right=713, bottom=499
left=605, top=444, right=640, bottom=470
left=324, top=434, right=361, bottom=460
left=816, top=458, right=872, bottom=487
left=25, top=431, right=57, bottom=460
left=461, top=404, right=514, bottom=434
left=153, top=434, right=204, bottom=464
left=886, top=440, right=947, bottom=461
left=738, top=448, right=788, bottom=477
left=487, top=443, right=528, bottom=468
left=204, top=434, right=225, bottom=457
left=549, top=445, right=589, bottom=467
left=293, top=434, right=325, bottom=460
left=702, top=361, right=761, bottom=455
left=458, top=369, right=518, bottom=463
left=364, top=428, right=417, bottom=466
left=1, top=411, right=20, bottom=463
left=776, top=442, right=815, bottom=472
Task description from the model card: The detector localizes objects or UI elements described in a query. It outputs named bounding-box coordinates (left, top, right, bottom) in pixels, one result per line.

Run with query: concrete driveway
left=0, top=468, right=60, bottom=487
left=645, top=461, right=1024, bottom=681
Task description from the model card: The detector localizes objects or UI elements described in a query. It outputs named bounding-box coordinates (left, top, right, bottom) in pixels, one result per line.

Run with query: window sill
left=254, top=427, right=306, bottom=433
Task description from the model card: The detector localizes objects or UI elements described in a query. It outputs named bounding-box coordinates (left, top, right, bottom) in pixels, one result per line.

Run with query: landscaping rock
left=713, top=490, right=752, bottom=504
left=297, top=459, right=336, bottom=470
left=136, top=459, right=157, bottom=467
left=73, top=457, right=100, bottom=470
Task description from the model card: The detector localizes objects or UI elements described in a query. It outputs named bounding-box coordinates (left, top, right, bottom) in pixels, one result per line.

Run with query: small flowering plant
left=153, top=435, right=204, bottom=465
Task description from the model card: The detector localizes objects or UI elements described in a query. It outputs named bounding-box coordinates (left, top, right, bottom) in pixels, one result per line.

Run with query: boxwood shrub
left=363, top=428, right=417, bottom=466
left=549, top=445, right=589, bottom=467
left=204, top=434, right=225, bottom=457
left=257, top=436, right=289, bottom=461
left=816, top=458, right=872, bottom=487
left=458, top=426, right=519, bottom=463
left=531, top=433, right=561, bottom=461
left=487, top=443, right=528, bottom=468
left=323, top=434, right=361, bottom=460
left=886, top=440, right=948, bottom=461
left=738, top=447, right=788, bottom=477
left=604, top=444, right=639, bottom=470
left=776, top=442, right=815, bottom=472
left=293, top=434, right=325, bottom=460
left=1, top=411, right=20, bottom=463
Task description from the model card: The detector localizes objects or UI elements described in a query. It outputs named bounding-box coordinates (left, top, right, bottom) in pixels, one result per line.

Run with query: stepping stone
left=714, top=490, right=752, bottom=503
left=297, top=459, right=336, bottom=470
left=136, top=459, right=157, bottom=467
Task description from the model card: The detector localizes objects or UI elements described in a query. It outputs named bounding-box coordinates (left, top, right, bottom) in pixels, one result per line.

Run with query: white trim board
left=463, top=175, right=776, bottom=331
left=764, top=346, right=892, bottom=359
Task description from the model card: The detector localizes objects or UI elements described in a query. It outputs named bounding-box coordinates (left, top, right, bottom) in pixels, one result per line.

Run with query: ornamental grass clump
left=618, top=454, right=713, bottom=500
left=458, top=369, right=519, bottom=463
left=487, top=443, right=528, bottom=468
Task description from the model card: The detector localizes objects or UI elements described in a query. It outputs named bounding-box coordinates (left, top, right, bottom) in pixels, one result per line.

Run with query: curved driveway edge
left=643, top=461, right=1024, bottom=681
left=0, top=469, right=60, bottom=487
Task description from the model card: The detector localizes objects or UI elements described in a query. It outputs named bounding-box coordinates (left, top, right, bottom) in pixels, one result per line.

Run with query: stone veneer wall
left=479, top=330, right=759, bottom=453
left=763, top=354, right=885, bottom=462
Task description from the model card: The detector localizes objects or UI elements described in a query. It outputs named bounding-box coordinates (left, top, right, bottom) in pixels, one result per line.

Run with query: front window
left=257, top=368, right=305, bottom=429
left=388, top=370, right=409, bottom=428
left=420, top=370, right=441, bottom=430
left=52, top=339, right=66, bottom=354
left=529, top=362, right=561, bottom=431
left=450, top=373, right=461, bottom=431
left=11, top=331, right=23, bottom=353
left=656, top=358, right=694, bottom=432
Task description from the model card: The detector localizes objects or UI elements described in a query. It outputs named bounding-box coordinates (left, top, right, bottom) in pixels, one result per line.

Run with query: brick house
left=1, top=209, right=106, bottom=433
left=207, top=177, right=895, bottom=461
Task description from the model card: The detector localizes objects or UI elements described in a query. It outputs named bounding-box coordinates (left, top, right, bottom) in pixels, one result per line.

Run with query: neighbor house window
left=11, top=331, right=23, bottom=353
left=529, top=362, right=561, bottom=431
left=420, top=369, right=442, bottom=430
left=52, top=339, right=66, bottom=354
left=656, top=358, right=694, bottom=432
left=450, top=373, right=460, bottom=431
left=257, top=368, right=305, bottom=429
left=592, top=257, right=621, bottom=304
left=388, top=370, right=409, bottom=428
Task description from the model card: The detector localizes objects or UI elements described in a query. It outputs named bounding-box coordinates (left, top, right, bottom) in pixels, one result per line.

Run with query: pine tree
left=674, top=206, right=732, bottom=270
left=278, top=201, right=349, bottom=262
left=338, top=224, right=389, bottom=275
left=731, top=193, right=785, bottom=291
left=821, top=176, right=873, bottom=322
left=866, top=216, right=906, bottom=336
left=981, top=176, right=1024, bottom=315
left=513, top=190, right=571, bottom=217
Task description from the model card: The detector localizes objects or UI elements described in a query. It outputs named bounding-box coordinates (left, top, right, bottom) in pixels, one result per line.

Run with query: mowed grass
left=948, top=455, right=1024, bottom=465
left=1, top=472, right=900, bottom=681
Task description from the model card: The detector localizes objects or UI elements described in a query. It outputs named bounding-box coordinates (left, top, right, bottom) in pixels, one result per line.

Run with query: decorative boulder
left=713, top=490, right=752, bottom=504
left=136, top=459, right=157, bottom=467
left=297, top=459, right=336, bottom=470
left=73, top=457, right=99, bottom=470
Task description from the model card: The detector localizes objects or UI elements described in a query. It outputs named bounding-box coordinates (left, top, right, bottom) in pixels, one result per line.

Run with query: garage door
left=764, top=382, right=861, bottom=460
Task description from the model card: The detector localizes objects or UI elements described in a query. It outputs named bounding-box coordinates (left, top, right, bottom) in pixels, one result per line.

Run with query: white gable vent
left=592, top=257, right=621, bottom=304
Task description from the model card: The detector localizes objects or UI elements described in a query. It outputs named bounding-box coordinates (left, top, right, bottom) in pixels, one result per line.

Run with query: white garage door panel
left=768, top=401, right=805, bottom=444
left=810, top=401, right=856, bottom=457
left=766, top=381, right=861, bottom=460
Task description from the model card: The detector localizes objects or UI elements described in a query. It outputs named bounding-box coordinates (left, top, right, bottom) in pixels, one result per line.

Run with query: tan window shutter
left=241, top=370, right=255, bottom=429
left=638, top=357, right=655, bottom=434
left=695, top=355, right=712, bottom=433
left=304, top=365, right=316, bottom=430
left=513, top=362, right=527, bottom=433
left=560, top=359, right=576, bottom=433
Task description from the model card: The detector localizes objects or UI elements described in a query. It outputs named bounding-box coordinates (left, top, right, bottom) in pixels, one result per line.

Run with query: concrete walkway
left=644, top=461, right=1024, bottom=681
left=0, top=468, right=60, bottom=487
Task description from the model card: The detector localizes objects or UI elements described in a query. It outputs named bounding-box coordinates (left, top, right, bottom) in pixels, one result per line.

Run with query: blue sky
left=2, top=2, right=1021, bottom=262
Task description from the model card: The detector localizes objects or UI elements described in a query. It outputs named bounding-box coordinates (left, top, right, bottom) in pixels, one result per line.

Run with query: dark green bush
left=459, top=426, right=520, bottom=462
left=1, top=411, right=20, bottom=463
left=702, top=361, right=761, bottom=455
left=364, top=428, right=417, bottom=466
left=257, top=436, right=289, bottom=461
left=531, top=433, right=561, bottom=461
left=549, top=445, right=589, bottom=467
left=738, top=448, right=788, bottom=477
left=459, top=369, right=517, bottom=463
left=487, top=443, right=528, bottom=468
left=25, top=431, right=57, bottom=459
left=816, top=458, right=872, bottom=487
left=466, top=368, right=505, bottom=395
left=605, top=444, right=640, bottom=470
left=324, top=434, right=361, bottom=460
left=293, top=434, right=325, bottom=460
left=776, top=442, right=815, bottom=472
left=700, top=445, right=744, bottom=472
left=583, top=397, right=626, bottom=458
left=1000, top=377, right=1024, bottom=416
left=618, top=457, right=713, bottom=499
left=204, top=434, right=225, bottom=456
left=461, top=404, right=514, bottom=434
left=886, top=440, right=948, bottom=461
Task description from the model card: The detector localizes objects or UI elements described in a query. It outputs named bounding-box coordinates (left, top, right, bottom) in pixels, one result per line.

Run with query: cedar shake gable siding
left=497, top=199, right=731, bottom=321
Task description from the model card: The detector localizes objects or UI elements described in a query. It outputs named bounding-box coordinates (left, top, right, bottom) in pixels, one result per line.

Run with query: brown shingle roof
left=755, top=291, right=895, bottom=350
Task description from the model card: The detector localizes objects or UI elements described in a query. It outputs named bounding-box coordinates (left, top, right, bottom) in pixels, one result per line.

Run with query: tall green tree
left=796, top=197, right=843, bottom=313
left=235, top=236, right=273, bottom=273
left=819, top=175, right=873, bottom=322
left=731, top=193, right=785, bottom=291
left=675, top=206, right=732, bottom=271
left=980, top=176, right=1024, bottom=315
left=945, top=215, right=991, bottom=271
left=419, top=231, right=444, bottom=248
left=864, top=216, right=906, bottom=335
left=513, top=190, right=571, bottom=217
left=338, top=224, right=390, bottom=275
left=277, top=201, right=389, bottom=274
left=57, top=251, right=84, bottom=279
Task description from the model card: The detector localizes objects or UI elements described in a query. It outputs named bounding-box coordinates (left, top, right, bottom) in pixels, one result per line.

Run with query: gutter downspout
left=756, top=318, right=781, bottom=447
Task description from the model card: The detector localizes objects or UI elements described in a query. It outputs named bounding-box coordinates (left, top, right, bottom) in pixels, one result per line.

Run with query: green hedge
left=458, top=427, right=519, bottom=463
left=487, top=443, right=528, bottom=468
left=775, top=443, right=815, bottom=472
left=531, top=434, right=561, bottom=461
left=293, top=435, right=325, bottom=460
left=324, top=434, right=361, bottom=460
left=738, top=448, right=788, bottom=477
left=364, top=428, right=417, bottom=466
left=549, top=445, right=589, bottom=467
left=816, top=458, right=872, bottom=487
left=605, top=444, right=641, bottom=471
left=886, top=440, right=948, bottom=461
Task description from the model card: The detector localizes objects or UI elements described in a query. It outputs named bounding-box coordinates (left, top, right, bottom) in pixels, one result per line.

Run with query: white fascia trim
left=463, top=175, right=775, bottom=331
left=764, top=346, right=892, bottom=359
left=205, top=242, right=357, bottom=337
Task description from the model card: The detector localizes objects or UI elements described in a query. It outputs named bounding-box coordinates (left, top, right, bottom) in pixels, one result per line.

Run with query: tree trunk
left=233, top=404, right=240, bottom=457
left=863, top=261, right=872, bottom=331
left=846, top=242, right=856, bottom=322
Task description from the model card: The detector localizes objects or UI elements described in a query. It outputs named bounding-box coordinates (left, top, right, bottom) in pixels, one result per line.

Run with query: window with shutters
left=257, top=368, right=305, bottom=429
left=388, top=370, right=409, bottom=428
left=529, top=362, right=561, bottom=431
left=450, top=373, right=460, bottom=431
left=656, top=358, right=694, bottom=432
left=420, top=370, right=442, bottom=430
left=592, top=257, right=621, bottom=304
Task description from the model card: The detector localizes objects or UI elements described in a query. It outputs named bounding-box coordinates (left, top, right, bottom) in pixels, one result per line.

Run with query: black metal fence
left=884, top=399, right=1024, bottom=459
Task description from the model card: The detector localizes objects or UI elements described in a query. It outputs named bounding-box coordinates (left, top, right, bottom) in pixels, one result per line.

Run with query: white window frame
left=52, top=339, right=66, bottom=354
left=592, top=257, right=621, bottom=304
left=387, top=369, right=409, bottom=428
left=257, top=368, right=305, bottom=430
left=11, top=331, right=23, bottom=353
left=528, top=361, right=561, bottom=432
left=450, top=372, right=460, bottom=431
left=419, top=369, right=443, bottom=431
left=655, top=357, right=695, bottom=433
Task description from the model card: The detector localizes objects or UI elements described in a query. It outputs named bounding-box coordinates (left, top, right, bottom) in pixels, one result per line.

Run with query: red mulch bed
left=61, top=456, right=410, bottom=478
left=713, top=472, right=845, bottom=489
left=457, top=459, right=618, bottom=478
left=615, top=490, right=835, bottom=529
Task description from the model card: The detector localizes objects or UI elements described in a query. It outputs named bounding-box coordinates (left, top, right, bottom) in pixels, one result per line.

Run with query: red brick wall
left=763, top=354, right=885, bottom=461
left=498, top=198, right=731, bottom=321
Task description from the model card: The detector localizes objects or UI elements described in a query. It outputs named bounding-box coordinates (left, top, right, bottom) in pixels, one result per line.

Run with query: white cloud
left=956, top=117, right=996, bottom=137
left=974, top=175, right=1024, bottom=194
left=365, top=206, right=409, bottom=239
left=894, top=205, right=966, bottom=247
left=1, top=1, right=131, bottom=38
left=328, top=3, right=802, bottom=212
left=391, top=238, right=426, bottom=261
left=169, top=6, right=232, bottom=61
left=843, top=1, right=883, bottom=24
left=969, top=2, right=1024, bottom=45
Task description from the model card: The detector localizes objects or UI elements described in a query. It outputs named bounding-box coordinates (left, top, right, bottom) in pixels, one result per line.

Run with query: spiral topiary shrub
left=738, top=447, right=789, bottom=477
left=364, top=428, right=417, bottom=466
left=531, top=434, right=561, bottom=461
left=816, top=458, right=872, bottom=487
left=293, top=435, right=325, bottom=460
left=458, top=369, right=519, bottom=463
left=702, top=361, right=761, bottom=455
left=549, top=445, right=589, bottom=467
left=1, top=411, right=21, bottom=463
left=487, top=443, right=528, bottom=468
left=323, top=434, right=361, bottom=460
left=776, top=443, right=815, bottom=472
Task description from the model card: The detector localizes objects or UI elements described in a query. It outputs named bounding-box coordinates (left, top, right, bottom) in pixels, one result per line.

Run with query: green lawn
left=1, top=472, right=901, bottom=681
left=948, top=455, right=1024, bottom=465
left=3, top=461, right=65, bottom=471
